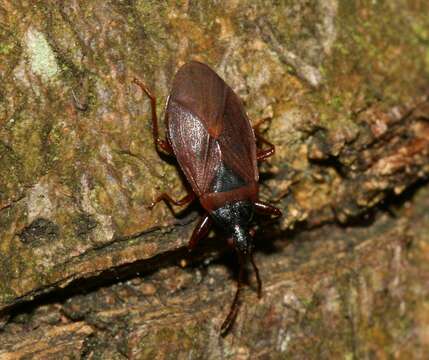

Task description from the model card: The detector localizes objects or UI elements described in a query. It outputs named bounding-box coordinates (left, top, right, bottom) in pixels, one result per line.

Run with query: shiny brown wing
left=166, top=100, right=221, bottom=196
left=217, top=87, right=258, bottom=184
left=166, top=61, right=257, bottom=196
left=169, top=61, right=227, bottom=138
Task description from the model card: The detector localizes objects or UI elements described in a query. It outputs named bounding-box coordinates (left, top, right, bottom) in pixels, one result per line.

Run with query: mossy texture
left=0, top=1, right=428, bottom=357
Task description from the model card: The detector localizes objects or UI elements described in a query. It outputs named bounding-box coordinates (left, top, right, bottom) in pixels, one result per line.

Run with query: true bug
left=134, top=61, right=281, bottom=335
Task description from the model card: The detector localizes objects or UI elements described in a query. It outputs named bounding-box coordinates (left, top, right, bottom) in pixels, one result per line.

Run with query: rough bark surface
left=0, top=1, right=428, bottom=358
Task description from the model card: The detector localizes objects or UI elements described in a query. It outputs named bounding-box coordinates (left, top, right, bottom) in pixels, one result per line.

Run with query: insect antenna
left=250, top=253, right=262, bottom=298
left=220, top=257, right=245, bottom=337
left=248, top=228, right=262, bottom=297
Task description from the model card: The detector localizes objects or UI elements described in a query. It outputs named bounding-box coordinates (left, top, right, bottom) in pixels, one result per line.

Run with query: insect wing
left=167, top=100, right=221, bottom=197
left=218, top=87, right=258, bottom=184
left=166, top=61, right=258, bottom=196
left=169, top=61, right=227, bottom=138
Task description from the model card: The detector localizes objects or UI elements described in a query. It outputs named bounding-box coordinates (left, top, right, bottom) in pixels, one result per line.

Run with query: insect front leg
left=188, top=214, right=213, bottom=250
left=133, top=77, right=174, bottom=155
left=254, top=201, right=282, bottom=218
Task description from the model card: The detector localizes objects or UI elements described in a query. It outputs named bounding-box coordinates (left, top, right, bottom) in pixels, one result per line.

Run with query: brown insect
left=134, top=61, right=281, bottom=335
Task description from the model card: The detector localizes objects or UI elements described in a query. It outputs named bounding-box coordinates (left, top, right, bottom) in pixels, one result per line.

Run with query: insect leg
left=253, top=118, right=275, bottom=161
left=148, top=191, right=196, bottom=210
left=254, top=201, right=282, bottom=218
left=133, top=77, right=173, bottom=155
left=255, top=132, right=275, bottom=161
left=220, top=257, right=245, bottom=336
left=252, top=117, right=272, bottom=131
left=188, top=214, right=213, bottom=250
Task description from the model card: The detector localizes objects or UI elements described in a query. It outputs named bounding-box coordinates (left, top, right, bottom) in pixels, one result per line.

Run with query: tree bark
left=0, top=1, right=428, bottom=358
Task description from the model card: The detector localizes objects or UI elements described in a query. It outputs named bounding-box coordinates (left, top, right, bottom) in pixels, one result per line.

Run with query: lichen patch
left=24, top=27, right=59, bottom=81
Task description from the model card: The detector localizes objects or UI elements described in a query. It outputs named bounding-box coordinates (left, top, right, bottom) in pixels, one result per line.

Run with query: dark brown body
left=133, top=61, right=281, bottom=336
left=166, top=62, right=258, bottom=212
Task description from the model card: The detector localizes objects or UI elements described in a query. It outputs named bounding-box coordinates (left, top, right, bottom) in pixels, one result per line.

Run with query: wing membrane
left=170, top=62, right=227, bottom=138
left=217, top=87, right=258, bottom=183
left=167, top=61, right=258, bottom=197
left=167, top=101, right=221, bottom=196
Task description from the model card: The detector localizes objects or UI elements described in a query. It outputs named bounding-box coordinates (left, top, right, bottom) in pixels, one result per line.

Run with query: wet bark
left=0, top=1, right=428, bottom=358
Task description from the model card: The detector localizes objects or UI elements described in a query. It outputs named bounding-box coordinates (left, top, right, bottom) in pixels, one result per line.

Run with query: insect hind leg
left=133, top=77, right=173, bottom=155
left=253, top=118, right=275, bottom=161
